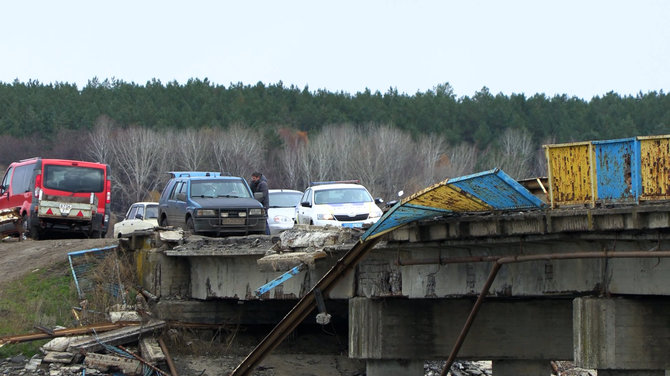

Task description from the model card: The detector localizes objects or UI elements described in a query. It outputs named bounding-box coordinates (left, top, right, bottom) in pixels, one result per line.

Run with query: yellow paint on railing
left=406, top=180, right=490, bottom=212
left=544, top=142, right=595, bottom=207
left=639, top=135, right=670, bottom=200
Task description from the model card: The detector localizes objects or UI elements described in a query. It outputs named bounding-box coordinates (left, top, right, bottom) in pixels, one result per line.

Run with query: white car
left=267, top=189, right=303, bottom=235
left=295, top=182, right=383, bottom=228
left=113, top=202, right=159, bottom=238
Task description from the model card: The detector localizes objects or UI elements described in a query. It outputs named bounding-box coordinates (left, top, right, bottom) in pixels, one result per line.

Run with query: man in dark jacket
left=250, top=171, right=270, bottom=234
left=249, top=171, right=269, bottom=209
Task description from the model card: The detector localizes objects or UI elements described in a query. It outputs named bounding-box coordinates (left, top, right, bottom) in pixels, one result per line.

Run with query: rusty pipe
left=398, top=250, right=670, bottom=266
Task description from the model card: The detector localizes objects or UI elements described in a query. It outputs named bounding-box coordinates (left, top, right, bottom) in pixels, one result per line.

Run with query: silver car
left=267, top=189, right=303, bottom=235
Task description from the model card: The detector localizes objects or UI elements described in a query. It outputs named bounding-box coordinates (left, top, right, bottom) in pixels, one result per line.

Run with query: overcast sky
left=1, top=1, right=668, bottom=100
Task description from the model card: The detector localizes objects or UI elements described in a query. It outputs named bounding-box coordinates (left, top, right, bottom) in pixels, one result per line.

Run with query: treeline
left=0, top=78, right=669, bottom=217
left=1, top=79, right=668, bottom=144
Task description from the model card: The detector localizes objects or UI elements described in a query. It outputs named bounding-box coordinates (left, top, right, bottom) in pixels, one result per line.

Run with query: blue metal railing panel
left=593, top=137, right=641, bottom=202
left=448, top=168, right=546, bottom=210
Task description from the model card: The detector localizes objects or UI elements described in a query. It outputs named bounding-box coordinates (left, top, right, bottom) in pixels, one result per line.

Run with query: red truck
left=0, top=158, right=111, bottom=239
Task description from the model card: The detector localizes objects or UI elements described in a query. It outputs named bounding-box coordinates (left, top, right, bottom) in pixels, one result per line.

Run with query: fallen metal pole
left=230, top=237, right=382, bottom=376
left=0, top=322, right=135, bottom=346
left=159, top=337, right=179, bottom=376
left=439, top=250, right=670, bottom=376
left=440, top=262, right=501, bottom=376
left=118, top=345, right=171, bottom=376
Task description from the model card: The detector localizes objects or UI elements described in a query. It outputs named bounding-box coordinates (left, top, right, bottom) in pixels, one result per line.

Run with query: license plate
left=342, top=222, right=362, bottom=228
left=221, top=218, right=245, bottom=225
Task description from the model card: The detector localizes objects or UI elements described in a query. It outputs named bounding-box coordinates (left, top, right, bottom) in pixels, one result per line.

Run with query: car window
left=145, top=205, right=159, bottom=219
left=301, top=189, right=312, bottom=204
left=190, top=180, right=251, bottom=198
left=43, top=165, right=104, bottom=193
left=11, top=164, right=33, bottom=193
left=314, top=188, right=372, bottom=205
left=128, top=206, right=139, bottom=220
left=136, top=205, right=145, bottom=218
left=1, top=167, right=13, bottom=191
left=168, top=181, right=181, bottom=200
left=270, top=192, right=302, bottom=208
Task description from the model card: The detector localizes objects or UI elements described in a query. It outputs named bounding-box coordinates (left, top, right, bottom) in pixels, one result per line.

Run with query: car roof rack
left=310, top=180, right=360, bottom=186
left=168, top=171, right=222, bottom=178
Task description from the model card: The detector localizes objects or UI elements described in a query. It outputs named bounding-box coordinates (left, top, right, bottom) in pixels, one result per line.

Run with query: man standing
left=250, top=171, right=270, bottom=234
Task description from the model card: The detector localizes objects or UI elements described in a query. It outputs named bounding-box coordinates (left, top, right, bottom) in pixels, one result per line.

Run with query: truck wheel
left=30, top=224, right=41, bottom=240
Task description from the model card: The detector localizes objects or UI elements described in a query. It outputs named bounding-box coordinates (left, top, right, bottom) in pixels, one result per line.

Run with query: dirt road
left=0, top=237, right=118, bottom=286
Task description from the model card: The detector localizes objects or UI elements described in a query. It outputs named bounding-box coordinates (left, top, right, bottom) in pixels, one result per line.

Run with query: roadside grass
left=0, top=262, right=79, bottom=357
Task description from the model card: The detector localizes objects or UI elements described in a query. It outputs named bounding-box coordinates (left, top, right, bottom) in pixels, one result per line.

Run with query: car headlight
left=317, top=213, right=334, bottom=220
left=369, top=208, right=383, bottom=219
left=195, top=209, right=216, bottom=217
left=272, top=215, right=292, bottom=224
left=249, top=208, right=264, bottom=216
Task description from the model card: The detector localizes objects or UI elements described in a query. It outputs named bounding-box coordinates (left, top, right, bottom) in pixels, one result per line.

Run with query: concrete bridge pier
left=574, top=297, right=670, bottom=375
left=348, top=297, right=573, bottom=374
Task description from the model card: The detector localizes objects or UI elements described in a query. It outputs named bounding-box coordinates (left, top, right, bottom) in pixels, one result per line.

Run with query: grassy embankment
left=0, top=262, right=79, bottom=357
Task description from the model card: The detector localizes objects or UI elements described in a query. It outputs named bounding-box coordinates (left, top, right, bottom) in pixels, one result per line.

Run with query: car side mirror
left=135, top=213, right=144, bottom=220
left=177, top=192, right=186, bottom=201
left=254, top=192, right=265, bottom=201
left=0, top=184, right=5, bottom=195
left=300, top=201, right=311, bottom=208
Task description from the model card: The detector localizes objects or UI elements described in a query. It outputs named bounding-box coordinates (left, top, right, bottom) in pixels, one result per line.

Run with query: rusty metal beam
left=0, top=322, right=135, bottom=346
left=230, top=237, right=382, bottom=376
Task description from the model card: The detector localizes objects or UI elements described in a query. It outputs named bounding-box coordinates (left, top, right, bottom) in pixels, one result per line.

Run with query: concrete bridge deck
left=130, top=200, right=670, bottom=376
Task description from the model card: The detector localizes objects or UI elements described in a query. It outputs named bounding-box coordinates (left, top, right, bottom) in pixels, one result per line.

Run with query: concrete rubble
left=258, top=225, right=363, bottom=272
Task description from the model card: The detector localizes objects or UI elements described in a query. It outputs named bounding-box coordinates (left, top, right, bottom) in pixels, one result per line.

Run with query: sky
left=1, top=1, right=669, bottom=100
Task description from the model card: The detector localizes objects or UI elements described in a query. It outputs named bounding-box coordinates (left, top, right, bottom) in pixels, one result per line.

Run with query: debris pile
left=0, top=208, right=21, bottom=238
left=258, top=225, right=362, bottom=272
left=0, top=305, right=173, bottom=375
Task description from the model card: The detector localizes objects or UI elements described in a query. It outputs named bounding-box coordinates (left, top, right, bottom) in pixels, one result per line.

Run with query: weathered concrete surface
left=348, top=297, right=573, bottom=360
left=574, top=297, right=670, bottom=370
left=153, top=298, right=350, bottom=325
left=141, top=227, right=366, bottom=301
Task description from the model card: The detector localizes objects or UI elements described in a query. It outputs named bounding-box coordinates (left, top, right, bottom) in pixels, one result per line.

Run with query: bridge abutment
left=574, top=297, right=670, bottom=373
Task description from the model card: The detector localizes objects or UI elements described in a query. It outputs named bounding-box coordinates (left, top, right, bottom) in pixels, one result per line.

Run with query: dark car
left=158, top=171, right=267, bottom=236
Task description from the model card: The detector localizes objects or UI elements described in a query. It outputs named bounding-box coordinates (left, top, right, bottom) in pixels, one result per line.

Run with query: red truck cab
left=0, top=158, right=111, bottom=239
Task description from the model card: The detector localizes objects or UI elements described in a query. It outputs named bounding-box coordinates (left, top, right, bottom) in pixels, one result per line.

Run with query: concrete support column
left=492, top=359, right=552, bottom=376
left=574, top=297, right=670, bottom=371
left=597, top=370, right=665, bottom=376
left=366, top=359, right=423, bottom=376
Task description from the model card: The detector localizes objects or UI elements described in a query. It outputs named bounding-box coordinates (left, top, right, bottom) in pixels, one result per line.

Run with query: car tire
left=160, top=216, right=168, bottom=227
left=186, top=217, right=195, bottom=233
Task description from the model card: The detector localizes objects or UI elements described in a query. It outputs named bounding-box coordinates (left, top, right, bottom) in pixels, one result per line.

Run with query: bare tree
left=485, top=128, right=535, bottom=179
left=211, top=124, right=266, bottom=177
left=109, top=127, right=169, bottom=205
left=178, top=128, right=215, bottom=171
left=443, top=142, right=478, bottom=177
left=86, top=115, right=116, bottom=165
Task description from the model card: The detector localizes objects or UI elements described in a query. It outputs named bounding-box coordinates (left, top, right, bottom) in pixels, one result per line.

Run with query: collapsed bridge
left=128, top=135, right=670, bottom=376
